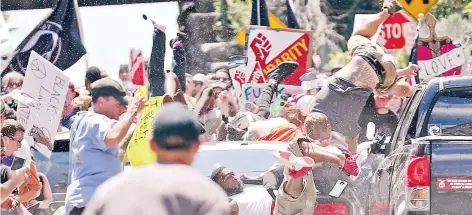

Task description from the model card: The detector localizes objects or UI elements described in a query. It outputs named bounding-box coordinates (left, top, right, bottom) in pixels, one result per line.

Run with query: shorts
left=348, top=35, right=398, bottom=89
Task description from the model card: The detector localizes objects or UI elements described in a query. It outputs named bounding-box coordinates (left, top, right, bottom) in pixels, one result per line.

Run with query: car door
left=368, top=90, right=423, bottom=215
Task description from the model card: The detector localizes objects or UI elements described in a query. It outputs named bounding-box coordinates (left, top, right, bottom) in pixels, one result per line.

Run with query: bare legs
left=352, top=9, right=389, bottom=38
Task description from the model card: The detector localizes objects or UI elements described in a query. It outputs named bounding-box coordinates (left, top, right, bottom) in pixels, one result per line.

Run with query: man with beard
left=211, top=166, right=274, bottom=215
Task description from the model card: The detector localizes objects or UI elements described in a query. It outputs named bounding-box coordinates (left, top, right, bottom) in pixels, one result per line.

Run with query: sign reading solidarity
left=354, top=11, right=417, bottom=50
left=416, top=13, right=468, bottom=79
left=241, top=83, right=302, bottom=117
left=127, top=96, right=163, bottom=167
left=18, top=51, right=70, bottom=158
left=398, top=0, right=438, bottom=20
left=245, top=26, right=313, bottom=86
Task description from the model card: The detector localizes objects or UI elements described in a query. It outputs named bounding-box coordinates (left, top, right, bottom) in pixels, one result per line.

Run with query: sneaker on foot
left=267, top=61, right=299, bottom=84
left=380, top=0, right=402, bottom=15
left=342, top=153, right=360, bottom=177
left=275, top=150, right=314, bottom=171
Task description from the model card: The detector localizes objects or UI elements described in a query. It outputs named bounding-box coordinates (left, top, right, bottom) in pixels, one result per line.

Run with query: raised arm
left=148, top=23, right=167, bottom=97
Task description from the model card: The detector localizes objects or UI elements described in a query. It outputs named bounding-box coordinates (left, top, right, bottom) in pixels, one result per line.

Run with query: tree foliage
left=430, top=0, right=471, bottom=19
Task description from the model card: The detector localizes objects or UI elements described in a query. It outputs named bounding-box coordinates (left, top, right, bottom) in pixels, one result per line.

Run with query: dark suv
left=368, top=76, right=472, bottom=215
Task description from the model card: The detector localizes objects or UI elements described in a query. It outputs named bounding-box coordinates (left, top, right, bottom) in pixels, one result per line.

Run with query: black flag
left=408, top=34, right=420, bottom=84
left=1, top=0, right=86, bottom=77
left=250, top=0, right=270, bottom=26
left=286, top=0, right=300, bottom=29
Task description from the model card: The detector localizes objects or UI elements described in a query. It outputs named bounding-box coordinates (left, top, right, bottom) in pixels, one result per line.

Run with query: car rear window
left=427, top=90, right=472, bottom=136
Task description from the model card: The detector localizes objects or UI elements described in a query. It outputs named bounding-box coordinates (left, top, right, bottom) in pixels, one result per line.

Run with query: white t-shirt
left=231, top=186, right=273, bottom=215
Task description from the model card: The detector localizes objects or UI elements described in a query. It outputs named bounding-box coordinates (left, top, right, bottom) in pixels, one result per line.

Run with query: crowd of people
left=0, top=1, right=422, bottom=214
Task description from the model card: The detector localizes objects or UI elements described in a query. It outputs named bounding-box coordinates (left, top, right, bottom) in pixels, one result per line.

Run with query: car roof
left=199, top=141, right=288, bottom=152
left=429, top=76, right=472, bottom=89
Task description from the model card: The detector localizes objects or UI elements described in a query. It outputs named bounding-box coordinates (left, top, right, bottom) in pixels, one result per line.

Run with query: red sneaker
left=343, top=153, right=360, bottom=177
left=275, top=151, right=314, bottom=168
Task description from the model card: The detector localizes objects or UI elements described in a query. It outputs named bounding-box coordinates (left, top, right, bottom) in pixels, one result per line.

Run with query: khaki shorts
left=273, top=140, right=317, bottom=215
left=347, top=35, right=398, bottom=90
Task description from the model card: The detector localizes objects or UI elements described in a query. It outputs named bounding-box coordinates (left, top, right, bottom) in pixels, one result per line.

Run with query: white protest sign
left=229, top=64, right=249, bottom=98
left=245, top=26, right=312, bottom=86
left=418, top=45, right=467, bottom=79
left=241, top=83, right=302, bottom=118
left=17, top=51, right=69, bottom=158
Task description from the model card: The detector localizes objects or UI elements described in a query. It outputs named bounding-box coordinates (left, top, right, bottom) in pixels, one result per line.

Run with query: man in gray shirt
left=84, top=103, right=229, bottom=215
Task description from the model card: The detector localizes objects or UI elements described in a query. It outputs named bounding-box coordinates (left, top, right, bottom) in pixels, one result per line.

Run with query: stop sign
left=378, top=11, right=416, bottom=49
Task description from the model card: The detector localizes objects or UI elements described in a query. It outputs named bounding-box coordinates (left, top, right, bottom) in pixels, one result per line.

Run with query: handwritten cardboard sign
left=127, top=96, right=163, bottom=167
left=241, top=83, right=302, bottom=118
left=416, top=13, right=468, bottom=80
left=418, top=45, right=467, bottom=79
left=17, top=51, right=69, bottom=158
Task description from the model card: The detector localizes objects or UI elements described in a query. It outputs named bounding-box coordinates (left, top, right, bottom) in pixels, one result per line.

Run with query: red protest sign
left=245, top=26, right=313, bottom=86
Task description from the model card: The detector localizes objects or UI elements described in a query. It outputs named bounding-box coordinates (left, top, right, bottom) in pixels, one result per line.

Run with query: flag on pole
left=286, top=0, right=300, bottom=29
left=130, top=48, right=146, bottom=86
left=251, top=0, right=270, bottom=26
left=1, top=0, right=86, bottom=77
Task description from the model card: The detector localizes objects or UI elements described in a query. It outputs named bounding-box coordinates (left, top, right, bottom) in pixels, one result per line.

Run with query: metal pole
left=73, top=0, right=89, bottom=68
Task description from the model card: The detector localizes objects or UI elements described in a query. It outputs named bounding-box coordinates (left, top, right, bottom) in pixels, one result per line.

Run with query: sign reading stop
left=378, top=11, right=416, bottom=49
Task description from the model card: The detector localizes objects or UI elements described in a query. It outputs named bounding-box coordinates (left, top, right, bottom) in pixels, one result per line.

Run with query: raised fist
left=250, top=33, right=272, bottom=62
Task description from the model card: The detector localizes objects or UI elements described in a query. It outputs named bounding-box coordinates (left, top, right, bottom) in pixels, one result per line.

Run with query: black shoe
left=380, top=0, right=402, bottom=15
left=267, top=61, right=299, bottom=84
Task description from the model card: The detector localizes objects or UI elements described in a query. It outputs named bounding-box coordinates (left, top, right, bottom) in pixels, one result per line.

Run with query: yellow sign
left=235, top=12, right=287, bottom=46
left=134, top=86, right=148, bottom=100
left=126, top=96, right=163, bottom=167
left=398, top=0, right=438, bottom=20
left=465, top=2, right=472, bottom=11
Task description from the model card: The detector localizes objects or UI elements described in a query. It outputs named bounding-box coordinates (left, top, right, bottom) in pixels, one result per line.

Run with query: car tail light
left=313, top=202, right=348, bottom=215
left=406, top=155, right=430, bottom=211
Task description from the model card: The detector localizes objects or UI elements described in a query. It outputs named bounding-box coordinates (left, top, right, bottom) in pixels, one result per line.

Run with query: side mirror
left=366, top=122, right=376, bottom=141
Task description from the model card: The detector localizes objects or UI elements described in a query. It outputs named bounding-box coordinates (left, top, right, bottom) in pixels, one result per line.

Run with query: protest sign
left=353, top=11, right=417, bottom=50
left=17, top=51, right=69, bottom=158
left=241, top=83, right=302, bottom=117
left=127, top=96, right=163, bottom=167
left=416, top=13, right=468, bottom=80
left=229, top=64, right=248, bottom=98
left=245, top=26, right=312, bottom=86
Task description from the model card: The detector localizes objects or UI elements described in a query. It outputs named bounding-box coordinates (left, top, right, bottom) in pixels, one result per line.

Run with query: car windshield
left=193, top=145, right=282, bottom=178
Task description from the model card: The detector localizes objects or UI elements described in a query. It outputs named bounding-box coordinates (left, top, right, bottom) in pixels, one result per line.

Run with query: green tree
left=431, top=0, right=470, bottom=19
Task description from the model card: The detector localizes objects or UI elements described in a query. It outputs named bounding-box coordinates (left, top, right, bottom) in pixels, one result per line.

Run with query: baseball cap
left=192, top=73, right=207, bottom=84
left=91, top=77, right=129, bottom=106
left=153, top=103, right=203, bottom=150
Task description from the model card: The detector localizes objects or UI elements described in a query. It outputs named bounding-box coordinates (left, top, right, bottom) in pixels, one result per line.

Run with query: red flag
left=130, top=48, right=145, bottom=86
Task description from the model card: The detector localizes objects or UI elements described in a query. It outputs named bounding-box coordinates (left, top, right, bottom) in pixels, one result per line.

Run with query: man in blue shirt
left=65, top=77, right=146, bottom=215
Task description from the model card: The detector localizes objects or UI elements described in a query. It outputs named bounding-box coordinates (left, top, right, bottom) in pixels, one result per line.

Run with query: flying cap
left=152, top=102, right=203, bottom=150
